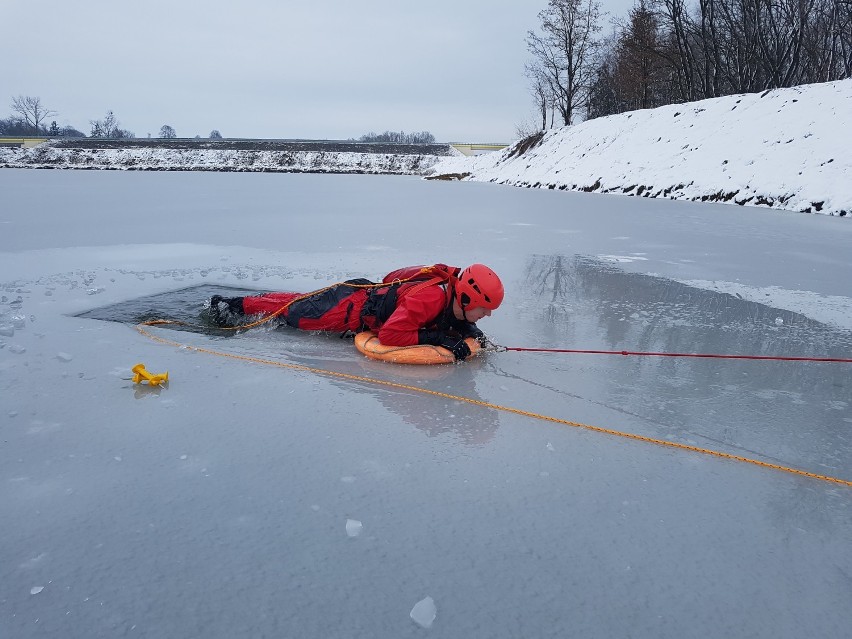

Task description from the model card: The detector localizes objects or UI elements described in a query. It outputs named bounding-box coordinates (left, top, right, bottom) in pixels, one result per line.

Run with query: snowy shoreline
left=2, top=81, right=850, bottom=216
left=0, top=146, right=446, bottom=175
left=429, top=80, right=851, bottom=218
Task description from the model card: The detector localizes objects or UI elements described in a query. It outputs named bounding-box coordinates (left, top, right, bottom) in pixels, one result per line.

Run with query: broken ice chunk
left=410, top=596, right=437, bottom=628
left=30, top=586, right=44, bottom=595
left=345, top=519, right=362, bottom=538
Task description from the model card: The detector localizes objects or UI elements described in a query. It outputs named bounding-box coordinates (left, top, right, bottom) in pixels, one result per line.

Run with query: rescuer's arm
left=376, top=286, right=446, bottom=347
left=416, top=329, right=472, bottom=361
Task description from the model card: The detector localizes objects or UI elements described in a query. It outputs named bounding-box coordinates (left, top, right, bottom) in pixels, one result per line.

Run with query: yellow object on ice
left=131, top=363, right=169, bottom=386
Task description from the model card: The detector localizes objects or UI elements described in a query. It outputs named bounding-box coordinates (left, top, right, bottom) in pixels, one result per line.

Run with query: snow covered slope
left=430, top=80, right=851, bottom=217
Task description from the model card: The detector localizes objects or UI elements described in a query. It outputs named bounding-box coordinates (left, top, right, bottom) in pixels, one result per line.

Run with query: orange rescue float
left=354, top=331, right=481, bottom=365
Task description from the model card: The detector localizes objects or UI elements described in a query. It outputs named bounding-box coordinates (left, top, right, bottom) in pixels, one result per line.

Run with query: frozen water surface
left=1, top=169, right=851, bottom=638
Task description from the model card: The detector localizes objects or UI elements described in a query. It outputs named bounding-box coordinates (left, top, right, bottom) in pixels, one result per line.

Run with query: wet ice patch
left=74, top=283, right=264, bottom=335
left=410, top=596, right=437, bottom=628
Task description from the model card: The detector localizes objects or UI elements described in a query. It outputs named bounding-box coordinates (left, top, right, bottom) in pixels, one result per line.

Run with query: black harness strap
left=359, top=282, right=401, bottom=326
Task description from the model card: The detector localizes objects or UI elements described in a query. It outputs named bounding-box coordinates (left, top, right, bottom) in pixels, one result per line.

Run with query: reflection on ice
left=521, top=253, right=852, bottom=361
left=516, top=254, right=852, bottom=477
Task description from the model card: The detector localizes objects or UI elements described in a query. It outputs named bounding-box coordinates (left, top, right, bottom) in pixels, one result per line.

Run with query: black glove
left=458, top=322, right=486, bottom=344
left=418, top=329, right=472, bottom=361
left=443, top=336, right=471, bottom=361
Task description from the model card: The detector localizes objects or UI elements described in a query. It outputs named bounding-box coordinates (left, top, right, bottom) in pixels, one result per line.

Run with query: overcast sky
left=3, top=0, right=635, bottom=143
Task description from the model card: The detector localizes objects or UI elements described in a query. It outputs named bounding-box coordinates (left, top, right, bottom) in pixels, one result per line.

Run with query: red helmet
left=455, top=264, right=504, bottom=310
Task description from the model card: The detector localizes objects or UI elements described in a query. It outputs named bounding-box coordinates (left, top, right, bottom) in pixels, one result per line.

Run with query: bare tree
left=527, top=0, right=604, bottom=126
left=357, top=131, right=435, bottom=143
left=209, top=130, right=223, bottom=139
left=651, top=0, right=848, bottom=103
left=567, top=0, right=849, bottom=122
left=60, top=125, right=86, bottom=138
left=90, top=111, right=134, bottom=138
left=0, top=117, right=29, bottom=135
left=587, top=48, right=620, bottom=118
left=525, top=61, right=552, bottom=131
left=10, top=95, right=57, bottom=134
left=159, top=125, right=176, bottom=138
left=840, top=0, right=852, bottom=77
left=653, top=0, right=700, bottom=101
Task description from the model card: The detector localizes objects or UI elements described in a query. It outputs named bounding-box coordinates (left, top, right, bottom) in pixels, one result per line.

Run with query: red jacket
left=377, top=264, right=460, bottom=346
left=377, top=283, right=448, bottom=346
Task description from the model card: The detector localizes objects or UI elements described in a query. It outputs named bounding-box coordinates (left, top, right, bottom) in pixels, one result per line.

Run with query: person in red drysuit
left=208, top=263, right=504, bottom=361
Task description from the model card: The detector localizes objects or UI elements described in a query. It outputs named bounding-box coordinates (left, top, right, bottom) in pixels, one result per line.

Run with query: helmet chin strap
left=452, top=289, right=471, bottom=322
left=449, top=283, right=465, bottom=322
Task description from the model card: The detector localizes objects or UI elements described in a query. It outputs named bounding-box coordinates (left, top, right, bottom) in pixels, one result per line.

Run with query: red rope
left=502, top=347, right=852, bottom=363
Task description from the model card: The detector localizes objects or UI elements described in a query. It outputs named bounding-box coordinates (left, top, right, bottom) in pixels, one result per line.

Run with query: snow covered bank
left=429, top=80, right=851, bottom=217
left=0, top=145, right=450, bottom=175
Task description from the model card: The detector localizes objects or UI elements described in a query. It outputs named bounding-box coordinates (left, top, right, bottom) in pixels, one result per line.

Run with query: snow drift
left=429, top=80, right=851, bottom=217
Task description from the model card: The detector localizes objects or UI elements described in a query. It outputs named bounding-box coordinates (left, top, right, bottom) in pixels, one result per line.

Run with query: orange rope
left=135, top=322, right=852, bottom=489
